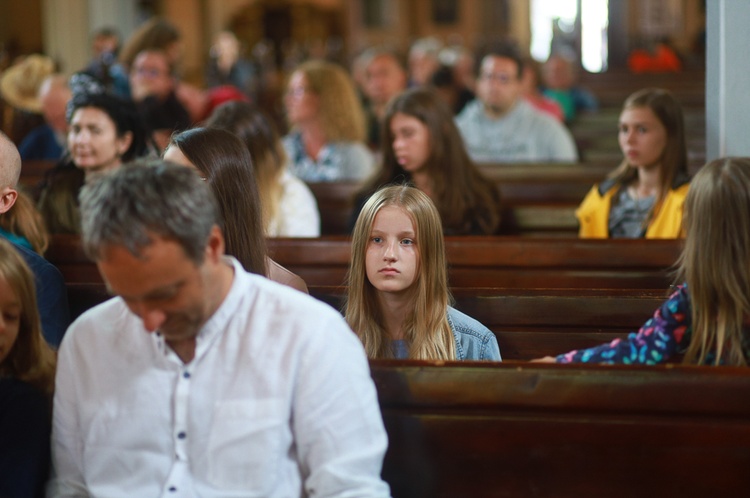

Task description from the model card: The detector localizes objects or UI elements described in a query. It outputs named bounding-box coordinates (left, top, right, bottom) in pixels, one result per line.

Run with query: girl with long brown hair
left=354, top=87, right=501, bottom=235
left=164, top=127, right=308, bottom=293
left=577, top=88, right=690, bottom=238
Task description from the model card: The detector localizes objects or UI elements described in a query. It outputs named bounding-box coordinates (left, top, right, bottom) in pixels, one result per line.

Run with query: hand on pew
left=530, top=356, right=556, bottom=363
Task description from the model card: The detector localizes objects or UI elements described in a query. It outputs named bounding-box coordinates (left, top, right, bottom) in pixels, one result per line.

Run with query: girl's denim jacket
left=447, top=306, right=502, bottom=361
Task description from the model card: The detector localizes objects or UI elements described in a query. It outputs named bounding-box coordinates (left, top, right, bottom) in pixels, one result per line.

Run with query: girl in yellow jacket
left=577, top=88, right=690, bottom=238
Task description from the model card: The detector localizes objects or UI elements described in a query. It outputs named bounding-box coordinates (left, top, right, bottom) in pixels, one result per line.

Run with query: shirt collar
left=154, top=256, right=249, bottom=364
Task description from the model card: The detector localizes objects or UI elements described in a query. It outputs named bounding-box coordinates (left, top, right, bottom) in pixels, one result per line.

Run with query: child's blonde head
left=346, top=185, right=455, bottom=360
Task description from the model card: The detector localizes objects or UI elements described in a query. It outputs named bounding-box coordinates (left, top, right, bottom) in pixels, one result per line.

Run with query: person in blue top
left=540, top=157, right=750, bottom=366
left=0, top=236, right=57, bottom=498
left=18, top=75, right=71, bottom=161
left=346, top=184, right=501, bottom=361
left=0, top=131, right=69, bottom=347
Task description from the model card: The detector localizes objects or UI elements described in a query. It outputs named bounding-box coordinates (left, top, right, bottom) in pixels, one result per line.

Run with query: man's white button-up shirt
left=49, top=258, right=390, bottom=497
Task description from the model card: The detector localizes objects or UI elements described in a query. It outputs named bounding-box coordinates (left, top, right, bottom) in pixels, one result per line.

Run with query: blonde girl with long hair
left=553, top=157, right=750, bottom=366
left=577, top=88, right=690, bottom=238
left=345, top=184, right=500, bottom=360
left=0, top=236, right=57, bottom=497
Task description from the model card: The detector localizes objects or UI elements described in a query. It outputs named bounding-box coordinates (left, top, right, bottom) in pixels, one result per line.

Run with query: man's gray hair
left=79, top=159, right=219, bottom=263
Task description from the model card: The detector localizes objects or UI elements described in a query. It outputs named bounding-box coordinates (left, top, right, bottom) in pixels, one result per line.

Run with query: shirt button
left=177, top=431, right=186, bottom=439
left=169, top=486, right=177, bottom=492
left=183, top=371, right=190, bottom=379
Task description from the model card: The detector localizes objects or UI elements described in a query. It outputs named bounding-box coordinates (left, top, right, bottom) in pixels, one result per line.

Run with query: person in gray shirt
left=455, top=43, right=578, bottom=164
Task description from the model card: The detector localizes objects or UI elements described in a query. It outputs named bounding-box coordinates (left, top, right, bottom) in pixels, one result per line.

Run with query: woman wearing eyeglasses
left=282, top=60, right=375, bottom=182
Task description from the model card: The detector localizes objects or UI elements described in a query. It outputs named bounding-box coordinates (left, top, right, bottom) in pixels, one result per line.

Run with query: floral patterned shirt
left=282, top=132, right=375, bottom=182
left=557, top=285, right=693, bottom=365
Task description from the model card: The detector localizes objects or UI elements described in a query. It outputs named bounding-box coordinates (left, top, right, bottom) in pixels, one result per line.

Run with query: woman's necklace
left=625, top=185, right=656, bottom=217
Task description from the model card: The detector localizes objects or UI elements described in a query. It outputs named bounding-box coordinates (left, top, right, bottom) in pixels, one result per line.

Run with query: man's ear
left=204, top=225, right=225, bottom=263
left=0, top=187, right=18, bottom=214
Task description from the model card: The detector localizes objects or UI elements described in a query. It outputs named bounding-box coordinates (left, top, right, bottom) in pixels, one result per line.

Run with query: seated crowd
left=0, top=16, right=730, bottom=498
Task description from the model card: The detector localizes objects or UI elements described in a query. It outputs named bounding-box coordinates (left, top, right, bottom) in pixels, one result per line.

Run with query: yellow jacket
left=576, top=178, right=690, bottom=238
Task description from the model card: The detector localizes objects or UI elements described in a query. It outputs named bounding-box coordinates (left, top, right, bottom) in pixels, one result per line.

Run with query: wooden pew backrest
left=372, top=360, right=750, bottom=498
left=312, top=286, right=667, bottom=360
left=266, top=236, right=682, bottom=289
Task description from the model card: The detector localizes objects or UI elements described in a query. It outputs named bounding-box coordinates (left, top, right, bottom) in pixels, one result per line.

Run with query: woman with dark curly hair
left=37, top=75, right=153, bottom=234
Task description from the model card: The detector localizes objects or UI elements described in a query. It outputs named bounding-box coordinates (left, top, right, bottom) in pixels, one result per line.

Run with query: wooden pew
left=59, top=279, right=665, bottom=359
left=265, top=236, right=682, bottom=289
left=45, top=234, right=102, bottom=283
left=48, top=229, right=668, bottom=356
left=312, top=286, right=666, bottom=360
left=305, top=181, right=362, bottom=237
left=373, top=360, right=750, bottom=498
left=306, top=163, right=615, bottom=235
left=52, top=234, right=683, bottom=290
left=60, top=282, right=666, bottom=360
left=19, top=159, right=56, bottom=188
left=576, top=68, right=706, bottom=108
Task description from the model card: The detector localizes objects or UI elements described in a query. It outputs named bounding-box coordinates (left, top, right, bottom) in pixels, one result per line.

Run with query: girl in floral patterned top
left=552, top=157, right=750, bottom=366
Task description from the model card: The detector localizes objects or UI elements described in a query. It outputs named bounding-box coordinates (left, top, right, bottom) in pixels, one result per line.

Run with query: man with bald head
left=0, top=131, right=69, bottom=346
left=18, top=74, right=72, bottom=161
left=0, top=133, right=22, bottom=207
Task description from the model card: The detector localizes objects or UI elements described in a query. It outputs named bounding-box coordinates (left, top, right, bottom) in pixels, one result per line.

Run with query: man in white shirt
left=455, top=43, right=579, bottom=163
left=48, top=160, right=390, bottom=497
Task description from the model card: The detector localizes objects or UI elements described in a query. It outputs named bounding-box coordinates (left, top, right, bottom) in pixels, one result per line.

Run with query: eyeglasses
left=133, top=66, right=168, bottom=79
left=480, top=72, right=516, bottom=84
left=285, top=86, right=311, bottom=99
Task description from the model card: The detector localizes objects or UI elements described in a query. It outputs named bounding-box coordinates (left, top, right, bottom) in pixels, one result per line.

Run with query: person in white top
left=455, top=42, right=578, bottom=163
left=205, top=101, right=320, bottom=237
left=48, top=160, right=390, bottom=498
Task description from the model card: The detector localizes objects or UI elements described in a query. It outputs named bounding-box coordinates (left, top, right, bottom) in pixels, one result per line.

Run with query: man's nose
left=134, top=303, right=167, bottom=332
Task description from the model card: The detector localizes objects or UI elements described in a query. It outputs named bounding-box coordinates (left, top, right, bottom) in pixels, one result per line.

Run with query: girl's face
left=68, top=107, right=132, bottom=176
left=390, top=112, right=430, bottom=173
left=365, top=205, right=419, bottom=296
left=284, top=71, right=319, bottom=125
left=0, top=276, right=21, bottom=364
left=618, top=106, right=668, bottom=169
